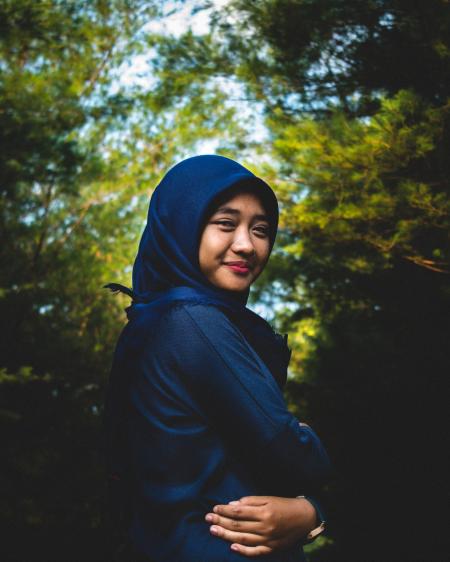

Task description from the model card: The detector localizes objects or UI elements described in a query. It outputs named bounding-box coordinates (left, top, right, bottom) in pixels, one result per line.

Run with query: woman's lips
left=224, top=264, right=251, bottom=274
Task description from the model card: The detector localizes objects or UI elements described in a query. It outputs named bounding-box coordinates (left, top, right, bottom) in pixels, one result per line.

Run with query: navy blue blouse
left=117, top=300, right=330, bottom=562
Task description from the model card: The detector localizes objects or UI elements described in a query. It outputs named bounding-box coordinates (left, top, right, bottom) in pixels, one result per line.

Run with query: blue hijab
left=106, top=155, right=291, bottom=390
left=107, top=154, right=278, bottom=310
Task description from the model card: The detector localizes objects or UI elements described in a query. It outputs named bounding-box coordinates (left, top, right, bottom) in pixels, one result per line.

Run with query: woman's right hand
left=205, top=495, right=318, bottom=557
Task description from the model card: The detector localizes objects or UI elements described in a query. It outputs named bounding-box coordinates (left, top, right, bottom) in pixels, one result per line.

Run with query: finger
left=213, top=503, right=262, bottom=521
left=230, top=543, right=273, bottom=557
left=205, top=513, right=263, bottom=534
left=209, top=526, right=265, bottom=546
left=238, top=496, right=271, bottom=506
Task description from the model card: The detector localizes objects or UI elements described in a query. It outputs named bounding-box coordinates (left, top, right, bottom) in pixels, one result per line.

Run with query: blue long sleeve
left=126, top=301, right=330, bottom=561
left=180, top=303, right=330, bottom=488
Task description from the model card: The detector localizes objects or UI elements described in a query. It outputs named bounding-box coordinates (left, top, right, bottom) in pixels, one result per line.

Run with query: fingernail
left=231, top=544, right=239, bottom=551
left=210, top=526, right=218, bottom=534
left=205, top=514, right=213, bottom=522
left=228, top=500, right=239, bottom=505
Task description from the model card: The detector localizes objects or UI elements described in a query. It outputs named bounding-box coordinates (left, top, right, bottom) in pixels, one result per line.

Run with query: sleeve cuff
left=303, top=495, right=326, bottom=526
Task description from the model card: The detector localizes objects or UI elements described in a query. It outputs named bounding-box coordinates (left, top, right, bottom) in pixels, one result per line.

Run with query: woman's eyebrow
left=215, top=206, right=269, bottom=222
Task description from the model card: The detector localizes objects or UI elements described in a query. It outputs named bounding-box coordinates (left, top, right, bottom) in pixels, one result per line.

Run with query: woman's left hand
left=205, top=495, right=317, bottom=557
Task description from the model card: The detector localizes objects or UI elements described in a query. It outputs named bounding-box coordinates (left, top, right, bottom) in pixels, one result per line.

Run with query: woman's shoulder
left=128, top=299, right=232, bottom=335
left=159, top=300, right=235, bottom=333
left=135, top=301, right=245, bottom=369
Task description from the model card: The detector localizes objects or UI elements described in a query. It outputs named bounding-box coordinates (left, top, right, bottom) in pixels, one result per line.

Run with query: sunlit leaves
left=268, top=91, right=450, bottom=281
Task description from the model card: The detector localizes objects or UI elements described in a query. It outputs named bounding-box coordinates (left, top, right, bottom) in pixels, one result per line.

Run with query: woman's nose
left=231, top=228, right=255, bottom=254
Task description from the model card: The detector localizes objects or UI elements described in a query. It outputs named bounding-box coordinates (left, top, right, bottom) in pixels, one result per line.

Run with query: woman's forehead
left=208, top=186, right=271, bottom=216
left=213, top=192, right=268, bottom=214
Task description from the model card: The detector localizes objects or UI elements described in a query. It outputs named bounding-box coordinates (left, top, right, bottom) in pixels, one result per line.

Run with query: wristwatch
left=296, top=496, right=326, bottom=543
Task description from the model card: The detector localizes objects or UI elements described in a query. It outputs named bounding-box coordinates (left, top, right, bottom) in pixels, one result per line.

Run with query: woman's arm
left=205, top=424, right=326, bottom=556
left=131, top=304, right=329, bottom=492
left=205, top=496, right=318, bottom=556
left=144, top=303, right=330, bottom=492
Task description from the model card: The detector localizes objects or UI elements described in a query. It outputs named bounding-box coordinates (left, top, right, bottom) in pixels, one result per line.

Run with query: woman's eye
left=215, top=220, right=235, bottom=228
left=254, top=226, right=269, bottom=236
left=212, top=220, right=269, bottom=236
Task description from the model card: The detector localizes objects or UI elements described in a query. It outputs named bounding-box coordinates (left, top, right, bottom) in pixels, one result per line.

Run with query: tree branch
left=403, top=255, right=450, bottom=274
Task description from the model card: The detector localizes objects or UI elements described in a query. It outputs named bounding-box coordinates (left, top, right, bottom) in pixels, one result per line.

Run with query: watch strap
left=296, top=495, right=326, bottom=544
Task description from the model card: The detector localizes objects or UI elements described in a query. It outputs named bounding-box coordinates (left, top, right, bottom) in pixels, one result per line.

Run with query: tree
left=149, top=2, right=450, bottom=560
left=265, top=92, right=450, bottom=561
left=211, top=0, right=450, bottom=115
left=0, top=2, right=248, bottom=560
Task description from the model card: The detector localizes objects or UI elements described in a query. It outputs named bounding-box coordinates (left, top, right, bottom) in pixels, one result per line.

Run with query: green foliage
left=0, top=1, right=248, bottom=560
left=2, top=0, right=450, bottom=560
left=264, top=91, right=450, bottom=561
left=271, top=91, right=450, bottom=280
left=210, top=0, right=450, bottom=115
left=148, top=2, right=450, bottom=560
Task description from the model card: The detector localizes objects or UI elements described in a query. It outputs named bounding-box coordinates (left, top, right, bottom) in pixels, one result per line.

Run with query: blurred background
left=1, top=1, right=449, bottom=560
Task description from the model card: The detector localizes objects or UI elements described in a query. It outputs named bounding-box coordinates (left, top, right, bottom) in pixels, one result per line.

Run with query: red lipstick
left=224, top=261, right=251, bottom=274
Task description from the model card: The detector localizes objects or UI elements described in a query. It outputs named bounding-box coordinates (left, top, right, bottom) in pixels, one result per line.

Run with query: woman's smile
left=199, top=191, right=271, bottom=293
left=224, top=264, right=251, bottom=274
left=223, top=260, right=252, bottom=274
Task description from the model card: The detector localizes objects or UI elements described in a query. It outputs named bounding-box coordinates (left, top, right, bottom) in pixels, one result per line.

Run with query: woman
left=104, top=155, right=330, bottom=561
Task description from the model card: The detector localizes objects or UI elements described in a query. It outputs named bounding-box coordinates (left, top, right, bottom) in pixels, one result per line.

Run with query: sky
left=116, top=1, right=229, bottom=88
left=113, top=0, right=267, bottom=155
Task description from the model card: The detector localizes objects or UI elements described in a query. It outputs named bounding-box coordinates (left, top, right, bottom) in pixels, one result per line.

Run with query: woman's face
left=199, top=191, right=271, bottom=293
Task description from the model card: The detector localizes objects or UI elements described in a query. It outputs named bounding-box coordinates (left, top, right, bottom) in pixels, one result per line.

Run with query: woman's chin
left=212, top=277, right=251, bottom=293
